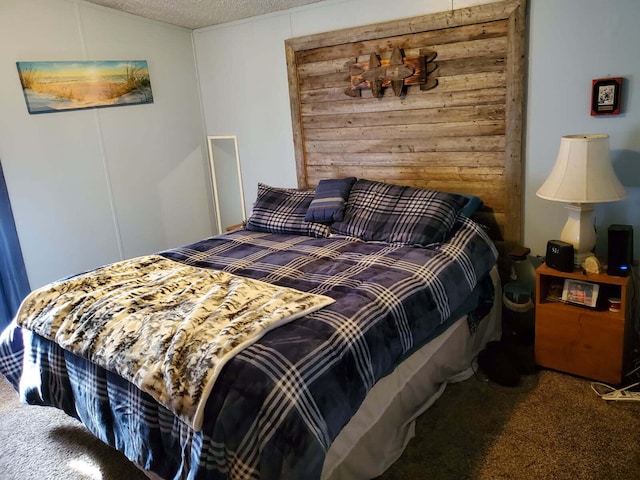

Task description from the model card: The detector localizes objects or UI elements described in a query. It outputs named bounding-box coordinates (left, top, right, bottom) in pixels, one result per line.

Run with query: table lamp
left=536, top=134, right=626, bottom=267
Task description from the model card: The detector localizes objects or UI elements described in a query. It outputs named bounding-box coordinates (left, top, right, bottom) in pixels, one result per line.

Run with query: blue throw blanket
left=0, top=215, right=497, bottom=480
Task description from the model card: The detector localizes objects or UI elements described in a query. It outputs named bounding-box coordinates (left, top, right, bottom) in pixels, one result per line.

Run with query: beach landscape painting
left=17, top=60, right=153, bottom=114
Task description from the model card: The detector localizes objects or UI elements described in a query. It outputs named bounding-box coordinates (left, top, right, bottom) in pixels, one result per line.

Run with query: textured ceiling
left=84, top=0, right=325, bottom=29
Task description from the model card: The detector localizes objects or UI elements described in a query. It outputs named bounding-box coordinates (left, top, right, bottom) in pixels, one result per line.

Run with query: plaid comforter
left=0, top=215, right=497, bottom=480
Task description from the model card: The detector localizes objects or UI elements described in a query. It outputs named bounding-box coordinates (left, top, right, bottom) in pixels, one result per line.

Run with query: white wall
left=0, top=0, right=214, bottom=289
left=525, top=0, right=640, bottom=261
left=194, top=0, right=640, bottom=262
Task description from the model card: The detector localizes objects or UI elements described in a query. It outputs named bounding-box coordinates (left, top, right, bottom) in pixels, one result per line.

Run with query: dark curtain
left=0, top=161, right=30, bottom=329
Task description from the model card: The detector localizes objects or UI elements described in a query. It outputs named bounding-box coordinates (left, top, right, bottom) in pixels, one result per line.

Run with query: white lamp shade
left=536, top=134, right=627, bottom=203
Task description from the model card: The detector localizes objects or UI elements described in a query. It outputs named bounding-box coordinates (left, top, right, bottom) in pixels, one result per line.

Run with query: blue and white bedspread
left=0, top=215, right=497, bottom=480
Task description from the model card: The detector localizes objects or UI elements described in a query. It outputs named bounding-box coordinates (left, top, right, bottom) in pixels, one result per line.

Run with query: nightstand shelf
left=535, top=263, right=633, bottom=385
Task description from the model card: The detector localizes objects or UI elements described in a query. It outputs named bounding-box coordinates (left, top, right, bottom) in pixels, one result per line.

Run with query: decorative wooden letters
left=345, top=46, right=438, bottom=98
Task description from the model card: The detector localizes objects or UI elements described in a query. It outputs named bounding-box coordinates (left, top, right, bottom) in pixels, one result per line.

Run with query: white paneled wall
left=0, top=0, right=213, bottom=289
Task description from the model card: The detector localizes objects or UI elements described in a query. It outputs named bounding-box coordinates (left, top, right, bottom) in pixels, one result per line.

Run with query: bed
left=1, top=177, right=499, bottom=479
left=0, top=1, right=526, bottom=478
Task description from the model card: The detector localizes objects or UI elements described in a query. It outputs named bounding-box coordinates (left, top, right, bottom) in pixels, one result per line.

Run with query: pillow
left=330, top=179, right=468, bottom=245
left=245, top=183, right=331, bottom=238
left=460, top=194, right=484, bottom=217
left=304, top=177, right=357, bottom=223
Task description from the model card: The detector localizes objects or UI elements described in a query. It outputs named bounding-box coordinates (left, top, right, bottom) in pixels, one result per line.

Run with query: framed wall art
left=16, top=60, right=153, bottom=114
left=591, top=77, right=622, bottom=116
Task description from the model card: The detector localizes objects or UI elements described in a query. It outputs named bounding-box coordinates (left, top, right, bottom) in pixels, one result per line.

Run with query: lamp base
left=574, top=250, right=592, bottom=270
left=559, top=203, right=596, bottom=268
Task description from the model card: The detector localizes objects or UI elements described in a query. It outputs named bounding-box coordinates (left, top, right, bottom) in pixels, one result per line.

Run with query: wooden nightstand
left=535, top=263, right=633, bottom=385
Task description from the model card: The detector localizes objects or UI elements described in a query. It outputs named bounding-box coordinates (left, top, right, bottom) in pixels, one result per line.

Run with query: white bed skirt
left=322, top=267, right=502, bottom=480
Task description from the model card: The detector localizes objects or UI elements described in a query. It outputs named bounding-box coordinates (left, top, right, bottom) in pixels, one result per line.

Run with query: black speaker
left=546, top=240, right=574, bottom=273
left=607, top=224, right=633, bottom=277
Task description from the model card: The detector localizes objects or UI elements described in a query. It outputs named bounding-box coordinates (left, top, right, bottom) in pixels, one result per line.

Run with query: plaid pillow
left=330, top=179, right=468, bottom=245
left=304, top=177, right=357, bottom=223
left=246, top=183, right=331, bottom=238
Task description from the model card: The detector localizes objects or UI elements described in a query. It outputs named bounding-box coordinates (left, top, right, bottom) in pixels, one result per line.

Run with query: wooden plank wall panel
left=286, top=0, right=526, bottom=254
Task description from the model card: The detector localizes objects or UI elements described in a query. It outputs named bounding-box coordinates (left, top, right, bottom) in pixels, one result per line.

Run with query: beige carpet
left=0, top=376, right=147, bottom=480
left=380, top=369, right=640, bottom=480
left=1, top=368, right=639, bottom=479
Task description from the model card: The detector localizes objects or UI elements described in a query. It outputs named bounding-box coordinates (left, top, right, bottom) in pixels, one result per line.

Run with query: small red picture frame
left=591, top=77, right=622, bottom=116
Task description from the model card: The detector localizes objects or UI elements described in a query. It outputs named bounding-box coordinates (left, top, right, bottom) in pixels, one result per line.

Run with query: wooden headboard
left=285, top=0, right=526, bottom=255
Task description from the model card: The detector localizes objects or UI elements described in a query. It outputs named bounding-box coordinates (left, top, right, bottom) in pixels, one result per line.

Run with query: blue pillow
left=246, top=184, right=331, bottom=238
left=305, top=177, right=357, bottom=223
left=460, top=194, right=484, bottom=217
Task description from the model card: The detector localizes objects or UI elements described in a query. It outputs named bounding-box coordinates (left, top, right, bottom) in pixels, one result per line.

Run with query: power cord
left=591, top=381, right=640, bottom=402
left=631, top=264, right=640, bottom=337
left=625, top=358, right=640, bottom=382
left=624, top=265, right=640, bottom=383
